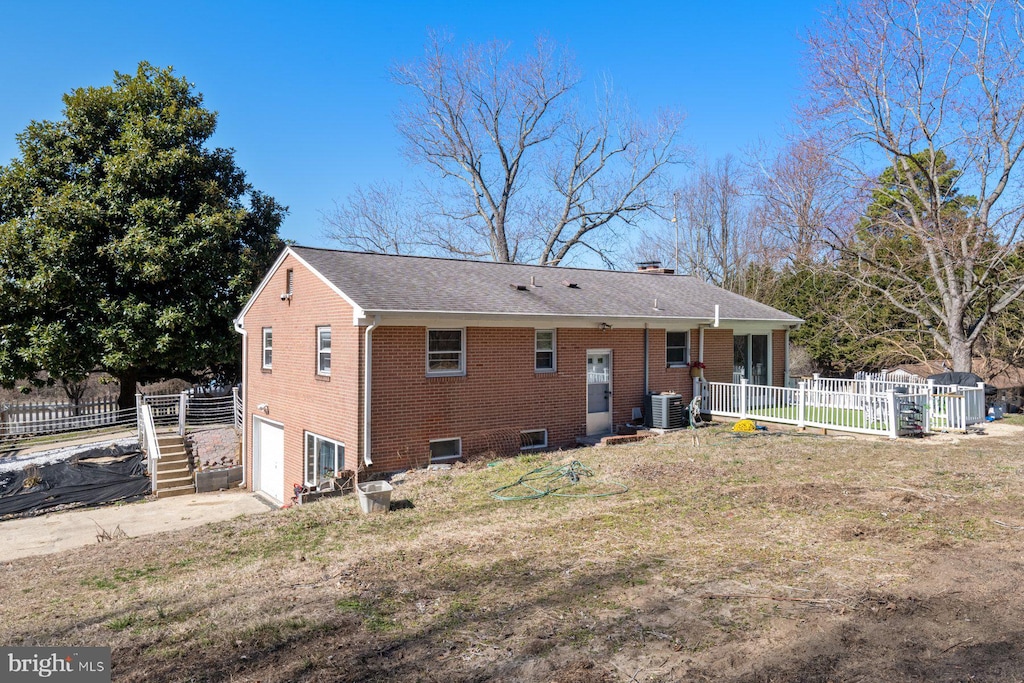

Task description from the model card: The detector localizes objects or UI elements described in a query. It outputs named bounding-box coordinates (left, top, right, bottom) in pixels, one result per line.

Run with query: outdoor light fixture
left=257, top=403, right=270, bottom=413
left=599, top=322, right=612, bottom=331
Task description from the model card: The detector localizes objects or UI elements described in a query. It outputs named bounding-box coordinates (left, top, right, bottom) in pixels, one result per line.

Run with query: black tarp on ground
left=927, top=372, right=998, bottom=395
left=0, top=443, right=151, bottom=518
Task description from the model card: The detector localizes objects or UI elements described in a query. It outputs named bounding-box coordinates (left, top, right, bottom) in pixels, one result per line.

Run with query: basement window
left=305, top=432, right=344, bottom=487
left=520, top=429, right=548, bottom=450
left=666, top=331, right=689, bottom=367
left=429, top=437, right=462, bottom=463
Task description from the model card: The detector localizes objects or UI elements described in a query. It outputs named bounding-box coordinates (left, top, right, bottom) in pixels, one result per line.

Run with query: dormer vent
left=562, top=280, right=580, bottom=288
left=510, top=284, right=529, bottom=291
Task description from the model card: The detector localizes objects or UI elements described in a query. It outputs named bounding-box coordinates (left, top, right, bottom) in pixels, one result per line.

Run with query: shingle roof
left=289, top=246, right=801, bottom=323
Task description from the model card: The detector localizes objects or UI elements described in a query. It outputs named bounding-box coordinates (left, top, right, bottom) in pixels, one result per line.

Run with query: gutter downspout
left=643, top=323, right=649, bottom=395
left=233, top=319, right=247, bottom=488
left=363, top=315, right=380, bottom=467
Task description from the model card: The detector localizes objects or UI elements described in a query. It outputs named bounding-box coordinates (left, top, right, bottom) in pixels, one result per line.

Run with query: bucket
left=356, top=480, right=393, bottom=514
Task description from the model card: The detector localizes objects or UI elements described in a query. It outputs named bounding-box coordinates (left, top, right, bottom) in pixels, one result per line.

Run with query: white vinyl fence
left=703, top=377, right=986, bottom=437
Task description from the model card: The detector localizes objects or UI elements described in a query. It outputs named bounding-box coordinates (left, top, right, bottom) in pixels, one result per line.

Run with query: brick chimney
left=636, top=260, right=675, bottom=275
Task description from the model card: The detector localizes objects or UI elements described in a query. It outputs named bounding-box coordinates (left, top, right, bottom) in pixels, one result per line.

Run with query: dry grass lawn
left=2, top=422, right=1024, bottom=682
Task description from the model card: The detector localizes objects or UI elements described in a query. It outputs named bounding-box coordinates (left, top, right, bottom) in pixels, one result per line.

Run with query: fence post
left=740, top=378, right=748, bottom=419
left=797, top=381, right=807, bottom=428
left=232, top=386, right=240, bottom=432
left=887, top=389, right=899, bottom=439
left=135, top=393, right=144, bottom=438
left=178, top=391, right=188, bottom=436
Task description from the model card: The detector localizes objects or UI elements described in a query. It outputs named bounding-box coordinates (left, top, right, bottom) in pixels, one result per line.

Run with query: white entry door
left=254, top=418, right=285, bottom=504
left=586, top=350, right=613, bottom=435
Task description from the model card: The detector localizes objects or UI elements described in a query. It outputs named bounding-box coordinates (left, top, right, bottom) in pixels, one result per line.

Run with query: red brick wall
left=773, top=330, right=787, bottom=386
left=242, top=254, right=361, bottom=501
left=646, top=327, right=698, bottom=403
left=369, top=326, right=657, bottom=470
left=702, top=329, right=735, bottom=384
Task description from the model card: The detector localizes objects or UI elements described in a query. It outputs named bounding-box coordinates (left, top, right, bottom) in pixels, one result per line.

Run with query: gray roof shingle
left=290, top=247, right=800, bottom=323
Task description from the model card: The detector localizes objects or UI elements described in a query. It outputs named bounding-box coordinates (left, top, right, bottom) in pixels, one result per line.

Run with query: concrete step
left=156, top=466, right=191, bottom=481
left=158, top=447, right=187, bottom=460
left=157, top=435, right=184, bottom=446
left=155, top=484, right=196, bottom=499
left=157, top=474, right=194, bottom=490
left=156, top=458, right=189, bottom=473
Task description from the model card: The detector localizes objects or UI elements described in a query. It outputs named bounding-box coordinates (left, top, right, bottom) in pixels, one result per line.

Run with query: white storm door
left=586, top=351, right=613, bottom=435
left=254, top=418, right=285, bottom=504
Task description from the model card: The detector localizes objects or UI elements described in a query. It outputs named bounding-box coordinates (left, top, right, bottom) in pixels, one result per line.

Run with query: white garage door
left=254, top=418, right=285, bottom=504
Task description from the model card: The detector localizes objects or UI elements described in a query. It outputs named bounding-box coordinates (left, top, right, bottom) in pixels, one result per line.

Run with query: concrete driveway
left=0, top=488, right=273, bottom=562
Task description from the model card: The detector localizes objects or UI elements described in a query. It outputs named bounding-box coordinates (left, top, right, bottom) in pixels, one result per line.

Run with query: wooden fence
left=0, top=396, right=128, bottom=436
left=1, top=387, right=241, bottom=445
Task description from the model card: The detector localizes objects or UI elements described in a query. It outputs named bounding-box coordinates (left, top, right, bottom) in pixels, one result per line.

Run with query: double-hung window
left=427, top=329, right=464, bottom=376
left=535, top=330, right=556, bottom=372
left=317, top=326, right=331, bottom=375
left=666, top=331, right=689, bottom=367
left=262, top=328, right=273, bottom=369
left=304, top=432, right=344, bottom=487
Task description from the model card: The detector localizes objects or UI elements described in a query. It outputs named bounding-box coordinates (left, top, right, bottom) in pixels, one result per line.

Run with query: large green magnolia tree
left=0, top=63, right=285, bottom=408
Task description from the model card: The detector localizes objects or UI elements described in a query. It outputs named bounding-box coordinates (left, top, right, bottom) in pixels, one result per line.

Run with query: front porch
left=700, top=375, right=987, bottom=437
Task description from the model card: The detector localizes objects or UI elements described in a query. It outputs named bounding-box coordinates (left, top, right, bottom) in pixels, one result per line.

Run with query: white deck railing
left=703, top=377, right=985, bottom=437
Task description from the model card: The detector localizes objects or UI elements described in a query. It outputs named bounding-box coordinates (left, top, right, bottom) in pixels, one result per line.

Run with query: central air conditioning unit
left=650, top=393, right=684, bottom=429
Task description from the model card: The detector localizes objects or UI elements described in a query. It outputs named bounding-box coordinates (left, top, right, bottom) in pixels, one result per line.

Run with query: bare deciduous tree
left=323, top=181, right=421, bottom=255
left=747, top=136, right=849, bottom=266
left=807, top=0, right=1024, bottom=372
left=326, top=34, right=683, bottom=265
left=637, top=156, right=752, bottom=288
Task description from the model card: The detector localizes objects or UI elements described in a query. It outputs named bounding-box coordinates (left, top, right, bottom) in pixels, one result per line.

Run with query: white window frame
left=262, top=328, right=273, bottom=369
left=429, top=437, right=462, bottom=462
left=426, top=328, right=465, bottom=377
left=304, top=432, right=344, bottom=487
left=666, top=330, right=689, bottom=368
left=520, top=429, right=548, bottom=451
left=317, top=326, right=331, bottom=376
left=535, top=329, right=556, bottom=372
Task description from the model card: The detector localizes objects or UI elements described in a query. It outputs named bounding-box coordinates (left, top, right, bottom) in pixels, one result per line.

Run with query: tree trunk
left=949, top=339, right=973, bottom=374
left=114, top=368, right=138, bottom=411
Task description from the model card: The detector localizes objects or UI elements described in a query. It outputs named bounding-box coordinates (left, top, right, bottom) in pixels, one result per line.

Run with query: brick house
left=234, top=246, right=801, bottom=504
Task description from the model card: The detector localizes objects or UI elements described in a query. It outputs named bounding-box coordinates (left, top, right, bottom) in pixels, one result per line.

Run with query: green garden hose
left=489, top=460, right=628, bottom=501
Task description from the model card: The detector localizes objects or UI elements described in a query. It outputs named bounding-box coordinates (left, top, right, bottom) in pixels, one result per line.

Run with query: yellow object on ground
left=733, top=419, right=757, bottom=432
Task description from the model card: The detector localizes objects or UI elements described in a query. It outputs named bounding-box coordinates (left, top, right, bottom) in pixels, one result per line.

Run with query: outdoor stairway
left=154, top=431, right=196, bottom=498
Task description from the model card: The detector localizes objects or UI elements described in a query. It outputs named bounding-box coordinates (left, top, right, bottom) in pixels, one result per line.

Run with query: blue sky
left=0, top=1, right=824, bottom=246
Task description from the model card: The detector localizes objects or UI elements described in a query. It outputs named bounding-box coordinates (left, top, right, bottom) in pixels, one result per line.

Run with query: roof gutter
left=362, top=315, right=380, bottom=468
